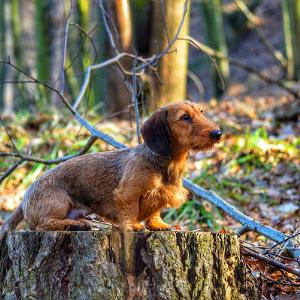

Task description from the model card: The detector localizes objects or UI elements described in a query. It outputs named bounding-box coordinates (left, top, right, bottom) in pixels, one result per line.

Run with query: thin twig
left=254, top=262, right=300, bottom=287
left=136, top=0, right=188, bottom=71
left=160, top=0, right=171, bottom=47
left=234, top=0, right=287, bottom=68
left=242, top=247, right=300, bottom=277
left=70, top=23, right=98, bottom=64
left=0, top=136, right=97, bottom=165
left=132, top=56, right=141, bottom=144
left=181, top=36, right=299, bottom=99
left=97, top=0, right=119, bottom=55
left=0, top=117, right=18, bottom=153
left=0, top=159, right=24, bottom=184
left=187, top=70, right=205, bottom=99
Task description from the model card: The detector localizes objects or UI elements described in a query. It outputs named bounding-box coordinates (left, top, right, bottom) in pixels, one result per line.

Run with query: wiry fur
left=0, top=101, right=221, bottom=237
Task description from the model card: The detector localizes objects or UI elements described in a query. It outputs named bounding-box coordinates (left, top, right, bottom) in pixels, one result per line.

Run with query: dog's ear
left=140, top=109, right=171, bottom=157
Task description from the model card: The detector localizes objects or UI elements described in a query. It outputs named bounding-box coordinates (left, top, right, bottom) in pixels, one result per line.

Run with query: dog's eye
left=182, top=114, right=192, bottom=122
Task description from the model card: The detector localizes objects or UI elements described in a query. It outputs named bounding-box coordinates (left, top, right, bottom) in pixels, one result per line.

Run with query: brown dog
left=0, top=101, right=221, bottom=238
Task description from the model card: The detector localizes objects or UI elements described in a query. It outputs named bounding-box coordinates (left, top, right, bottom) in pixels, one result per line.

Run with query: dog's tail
left=0, top=205, right=23, bottom=241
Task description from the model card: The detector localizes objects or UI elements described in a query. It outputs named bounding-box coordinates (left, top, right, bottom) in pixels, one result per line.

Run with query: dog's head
left=140, top=100, right=222, bottom=157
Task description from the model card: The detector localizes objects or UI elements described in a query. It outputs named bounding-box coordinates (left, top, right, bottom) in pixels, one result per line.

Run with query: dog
left=0, top=101, right=222, bottom=239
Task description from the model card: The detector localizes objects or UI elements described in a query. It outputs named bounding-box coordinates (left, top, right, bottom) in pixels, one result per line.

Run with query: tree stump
left=0, top=229, right=258, bottom=299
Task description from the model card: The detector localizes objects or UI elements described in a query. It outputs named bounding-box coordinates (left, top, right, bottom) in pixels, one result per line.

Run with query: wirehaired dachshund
left=0, top=101, right=222, bottom=238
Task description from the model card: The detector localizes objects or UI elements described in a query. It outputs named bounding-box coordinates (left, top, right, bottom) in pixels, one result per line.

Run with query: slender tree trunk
left=18, top=0, right=38, bottom=111
left=2, top=0, right=15, bottom=118
left=0, top=230, right=258, bottom=299
left=0, top=0, right=3, bottom=108
left=48, top=0, right=65, bottom=107
left=35, top=0, right=50, bottom=82
left=282, top=0, right=300, bottom=80
left=105, top=0, right=133, bottom=118
left=151, top=0, right=191, bottom=107
left=200, top=0, right=230, bottom=99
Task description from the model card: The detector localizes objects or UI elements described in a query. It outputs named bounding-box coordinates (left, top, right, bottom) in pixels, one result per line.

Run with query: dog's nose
left=210, top=130, right=222, bottom=140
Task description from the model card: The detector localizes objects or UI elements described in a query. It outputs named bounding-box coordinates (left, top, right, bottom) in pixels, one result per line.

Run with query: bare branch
left=234, top=0, right=287, bottom=68
left=96, top=0, right=119, bottom=55
left=0, top=159, right=24, bottom=184
left=183, top=178, right=300, bottom=259
left=0, top=117, right=18, bottom=153
left=70, top=23, right=98, bottom=64
left=72, top=53, right=140, bottom=109
left=0, top=136, right=97, bottom=166
left=132, top=56, right=141, bottom=144
left=242, top=247, right=300, bottom=278
left=181, top=36, right=300, bottom=99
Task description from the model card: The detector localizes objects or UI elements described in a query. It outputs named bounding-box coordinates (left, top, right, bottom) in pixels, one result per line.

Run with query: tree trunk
left=151, top=0, right=191, bottom=107
left=105, top=0, right=133, bottom=119
left=2, top=0, right=15, bottom=118
left=0, top=230, right=258, bottom=299
left=48, top=0, right=65, bottom=107
left=200, top=0, right=230, bottom=99
left=282, top=0, right=300, bottom=80
left=19, top=0, right=37, bottom=111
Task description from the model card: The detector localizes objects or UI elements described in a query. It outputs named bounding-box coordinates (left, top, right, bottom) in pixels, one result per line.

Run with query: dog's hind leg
left=24, top=188, right=90, bottom=231
left=36, top=218, right=89, bottom=231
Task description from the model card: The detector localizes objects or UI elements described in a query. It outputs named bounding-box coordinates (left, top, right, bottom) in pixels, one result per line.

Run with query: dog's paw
left=146, top=222, right=171, bottom=231
left=132, top=222, right=145, bottom=231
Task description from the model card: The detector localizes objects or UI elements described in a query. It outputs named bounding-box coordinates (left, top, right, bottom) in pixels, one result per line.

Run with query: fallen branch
left=183, top=178, right=300, bottom=259
left=241, top=246, right=300, bottom=278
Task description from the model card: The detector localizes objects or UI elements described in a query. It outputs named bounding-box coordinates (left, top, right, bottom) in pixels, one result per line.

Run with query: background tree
left=151, top=0, right=191, bottom=107
left=200, top=0, right=230, bottom=99
left=282, top=0, right=300, bottom=80
left=48, top=0, right=66, bottom=106
left=105, top=0, right=134, bottom=118
left=2, top=0, right=15, bottom=118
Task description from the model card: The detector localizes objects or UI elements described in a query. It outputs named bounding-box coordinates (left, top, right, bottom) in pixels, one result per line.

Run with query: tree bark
left=0, top=230, right=258, bottom=299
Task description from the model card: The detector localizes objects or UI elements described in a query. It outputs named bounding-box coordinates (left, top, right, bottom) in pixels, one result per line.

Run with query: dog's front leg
left=114, top=181, right=145, bottom=231
left=145, top=210, right=171, bottom=231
